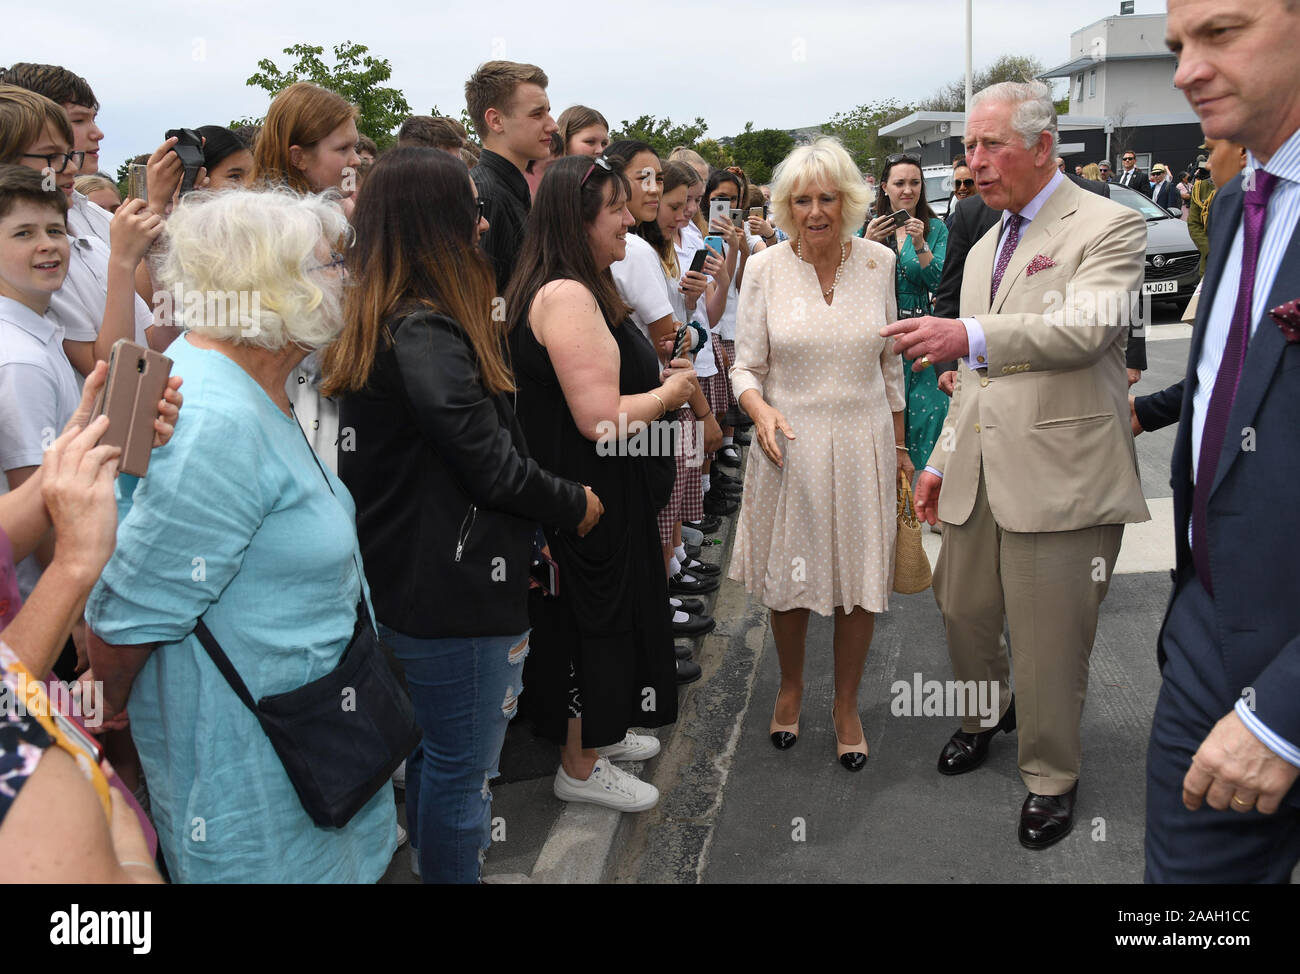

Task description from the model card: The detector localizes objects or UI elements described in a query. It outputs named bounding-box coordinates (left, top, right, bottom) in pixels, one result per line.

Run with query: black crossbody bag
left=192, top=414, right=420, bottom=829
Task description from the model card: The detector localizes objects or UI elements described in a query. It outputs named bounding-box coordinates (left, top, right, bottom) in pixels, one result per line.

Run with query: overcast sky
left=5, top=0, right=1174, bottom=175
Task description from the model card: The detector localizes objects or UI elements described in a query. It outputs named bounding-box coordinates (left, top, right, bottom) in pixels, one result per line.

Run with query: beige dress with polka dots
left=728, top=239, right=905, bottom=616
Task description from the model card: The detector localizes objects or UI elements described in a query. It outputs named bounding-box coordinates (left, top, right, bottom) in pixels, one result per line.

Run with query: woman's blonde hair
left=153, top=187, right=350, bottom=351
left=74, top=173, right=117, bottom=197
left=1081, top=162, right=1100, bottom=181
left=769, top=136, right=869, bottom=243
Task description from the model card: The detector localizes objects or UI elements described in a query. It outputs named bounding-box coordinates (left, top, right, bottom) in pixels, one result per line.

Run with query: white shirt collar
left=0, top=295, right=60, bottom=343
left=1003, top=169, right=1065, bottom=227
left=1247, top=123, right=1300, bottom=185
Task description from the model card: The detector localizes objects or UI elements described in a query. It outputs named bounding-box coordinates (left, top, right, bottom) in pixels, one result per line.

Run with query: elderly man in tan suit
left=882, top=80, right=1149, bottom=848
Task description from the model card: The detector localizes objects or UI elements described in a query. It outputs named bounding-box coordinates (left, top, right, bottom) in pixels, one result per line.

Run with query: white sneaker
left=553, top=757, right=659, bottom=812
left=596, top=731, right=661, bottom=763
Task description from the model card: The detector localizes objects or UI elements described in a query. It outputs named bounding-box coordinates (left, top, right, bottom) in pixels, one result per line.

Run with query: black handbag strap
left=193, top=617, right=263, bottom=716
left=191, top=402, right=369, bottom=711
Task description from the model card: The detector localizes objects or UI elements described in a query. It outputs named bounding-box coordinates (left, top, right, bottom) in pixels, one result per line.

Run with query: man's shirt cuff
left=961, top=317, right=988, bottom=370
left=924, top=465, right=943, bottom=479
left=1235, top=698, right=1300, bottom=769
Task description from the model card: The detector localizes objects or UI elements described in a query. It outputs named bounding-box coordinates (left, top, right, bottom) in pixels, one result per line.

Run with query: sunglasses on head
left=886, top=153, right=921, bottom=166
left=581, top=155, right=612, bottom=186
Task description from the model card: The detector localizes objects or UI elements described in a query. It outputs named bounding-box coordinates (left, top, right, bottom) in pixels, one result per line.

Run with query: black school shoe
left=716, top=445, right=742, bottom=468
left=681, top=558, right=720, bottom=577
left=676, top=659, right=703, bottom=684
left=671, top=610, right=716, bottom=637
left=683, top=515, right=722, bottom=535
left=669, top=595, right=706, bottom=614
left=669, top=571, right=719, bottom=595
left=703, top=491, right=739, bottom=516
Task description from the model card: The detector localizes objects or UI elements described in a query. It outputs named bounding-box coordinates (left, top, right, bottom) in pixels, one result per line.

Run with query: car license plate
left=1143, top=280, right=1178, bottom=295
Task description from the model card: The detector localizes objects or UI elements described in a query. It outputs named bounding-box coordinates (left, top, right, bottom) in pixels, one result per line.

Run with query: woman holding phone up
left=862, top=154, right=949, bottom=475
left=506, top=156, right=696, bottom=811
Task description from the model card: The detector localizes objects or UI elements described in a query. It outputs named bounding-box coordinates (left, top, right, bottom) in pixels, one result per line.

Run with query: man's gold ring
left=1231, top=794, right=1254, bottom=808
left=919, top=356, right=931, bottom=370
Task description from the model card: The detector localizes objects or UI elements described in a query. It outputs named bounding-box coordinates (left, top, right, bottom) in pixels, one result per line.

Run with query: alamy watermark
left=595, top=415, right=706, bottom=468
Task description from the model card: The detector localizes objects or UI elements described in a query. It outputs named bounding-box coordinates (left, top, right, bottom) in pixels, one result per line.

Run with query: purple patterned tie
left=1192, top=169, right=1278, bottom=595
left=990, top=213, right=1024, bottom=303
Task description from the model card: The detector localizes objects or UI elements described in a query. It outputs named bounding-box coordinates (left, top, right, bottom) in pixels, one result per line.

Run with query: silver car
left=1108, top=184, right=1201, bottom=314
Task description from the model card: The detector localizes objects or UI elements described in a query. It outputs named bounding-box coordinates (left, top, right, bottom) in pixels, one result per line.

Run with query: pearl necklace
left=797, top=239, right=847, bottom=296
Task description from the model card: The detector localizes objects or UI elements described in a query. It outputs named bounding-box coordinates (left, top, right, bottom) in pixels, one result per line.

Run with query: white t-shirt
left=611, top=233, right=674, bottom=347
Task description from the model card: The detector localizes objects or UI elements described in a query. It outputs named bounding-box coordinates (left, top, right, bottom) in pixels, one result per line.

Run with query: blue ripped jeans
left=380, top=626, right=529, bottom=884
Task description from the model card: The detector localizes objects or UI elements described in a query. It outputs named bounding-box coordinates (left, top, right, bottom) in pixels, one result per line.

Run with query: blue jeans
left=381, top=626, right=529, bottom=884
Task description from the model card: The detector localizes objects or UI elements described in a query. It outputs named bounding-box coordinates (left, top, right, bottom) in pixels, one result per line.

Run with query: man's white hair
left=153, top=187, right=350, bottom=351
left=970, top=80, right=1058, bottom=156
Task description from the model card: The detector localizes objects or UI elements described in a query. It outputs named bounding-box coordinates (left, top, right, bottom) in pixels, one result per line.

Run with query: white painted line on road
left=919, top=497, right=1176, bottom=577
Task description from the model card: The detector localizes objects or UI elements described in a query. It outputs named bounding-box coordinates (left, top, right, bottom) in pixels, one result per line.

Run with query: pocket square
left=1269, top=297, right=1300, bottom=343
left=1026, top=254, right=1057, bottom=276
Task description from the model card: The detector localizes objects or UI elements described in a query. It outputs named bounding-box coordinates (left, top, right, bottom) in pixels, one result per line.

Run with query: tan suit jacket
left=927, top=177, right=1150, bottom=533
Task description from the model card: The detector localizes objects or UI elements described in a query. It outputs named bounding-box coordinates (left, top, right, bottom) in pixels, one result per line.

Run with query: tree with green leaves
left=694, top=138, right=735, bottom=171
left=918, top=54, right=1049, bottom=112
left=428, top=105, right=479, bottom=144
left=727, top=123, right=795, bottom=186
left=609, top=115, right=709, bottom=159
left=240, top=42, right=411, bottom=149
left=821, top=99, right=915, bottom=173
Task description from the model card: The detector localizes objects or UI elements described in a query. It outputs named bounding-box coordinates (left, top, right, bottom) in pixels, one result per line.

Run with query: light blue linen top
left=86, top=335, right=396, bottom=883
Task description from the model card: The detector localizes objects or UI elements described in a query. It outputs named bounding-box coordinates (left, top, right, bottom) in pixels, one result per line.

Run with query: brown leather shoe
left=936, top=696, right=1016, bottom=775
left=1018, top=782, right=1078, bottom=849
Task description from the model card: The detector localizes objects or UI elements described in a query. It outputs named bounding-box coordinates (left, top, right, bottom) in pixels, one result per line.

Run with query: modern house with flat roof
left=879, top=6, right=1204, bottom=177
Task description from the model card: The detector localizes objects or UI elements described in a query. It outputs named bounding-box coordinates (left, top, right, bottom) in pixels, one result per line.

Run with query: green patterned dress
left=894, top=217, right=949, bottom=469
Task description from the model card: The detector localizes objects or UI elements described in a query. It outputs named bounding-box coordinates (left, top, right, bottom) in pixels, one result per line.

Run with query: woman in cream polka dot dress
left=728, top=137, right=909, bottom=772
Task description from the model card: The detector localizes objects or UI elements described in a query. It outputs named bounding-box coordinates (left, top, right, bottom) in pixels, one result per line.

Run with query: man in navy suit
left=1148, top=164, right=1178, bottom=210
left=1136, top=0, right=1300, bottom=882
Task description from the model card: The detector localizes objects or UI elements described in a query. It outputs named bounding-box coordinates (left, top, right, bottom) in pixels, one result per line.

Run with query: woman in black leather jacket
left=322, top=148, right=602, bottom=884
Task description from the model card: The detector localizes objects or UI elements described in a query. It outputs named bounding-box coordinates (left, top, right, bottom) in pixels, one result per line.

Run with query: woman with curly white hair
left=84, top=189, right=399, bottom=882
left=728, top=137, right=908, bottom=772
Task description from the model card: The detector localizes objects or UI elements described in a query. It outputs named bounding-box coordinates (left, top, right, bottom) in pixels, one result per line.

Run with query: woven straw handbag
left=893, top=476, right=933, bottom=594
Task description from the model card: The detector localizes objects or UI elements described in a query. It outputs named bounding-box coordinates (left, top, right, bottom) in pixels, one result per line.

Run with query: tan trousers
left=932, top=465, right=1123, bottom=796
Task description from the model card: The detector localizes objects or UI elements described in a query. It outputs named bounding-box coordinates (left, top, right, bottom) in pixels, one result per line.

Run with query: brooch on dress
left=867, top=259, right=877, bottom=269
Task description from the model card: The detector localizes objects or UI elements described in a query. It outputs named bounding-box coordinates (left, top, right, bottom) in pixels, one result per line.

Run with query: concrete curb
left=525, top=456, right=744, bottom=884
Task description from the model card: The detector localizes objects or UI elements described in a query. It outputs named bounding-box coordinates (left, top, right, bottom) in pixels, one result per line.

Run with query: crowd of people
left=1, top=0, right=1297, bottom=887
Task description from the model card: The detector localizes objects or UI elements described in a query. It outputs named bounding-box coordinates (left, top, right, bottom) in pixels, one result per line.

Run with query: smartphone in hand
left=91, top=339, right=173, bottom=477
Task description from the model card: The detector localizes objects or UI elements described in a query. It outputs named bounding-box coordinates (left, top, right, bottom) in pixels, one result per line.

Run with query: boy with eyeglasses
left=0, top=63, right=110, bottom=245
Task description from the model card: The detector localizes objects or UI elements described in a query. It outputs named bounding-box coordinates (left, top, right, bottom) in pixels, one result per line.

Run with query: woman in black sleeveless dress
left=504, top=155, right=698, bottom=811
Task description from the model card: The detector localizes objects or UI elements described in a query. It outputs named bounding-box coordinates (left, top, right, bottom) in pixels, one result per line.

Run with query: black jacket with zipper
left=339, top=309, right=587, bottom=639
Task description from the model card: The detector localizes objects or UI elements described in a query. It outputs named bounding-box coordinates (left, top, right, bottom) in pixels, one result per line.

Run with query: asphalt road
left=611, top=303, right=1222, bottom=884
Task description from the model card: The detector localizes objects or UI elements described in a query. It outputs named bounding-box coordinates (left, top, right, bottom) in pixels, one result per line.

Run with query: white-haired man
left=882, top=81, right=1149, bottom=848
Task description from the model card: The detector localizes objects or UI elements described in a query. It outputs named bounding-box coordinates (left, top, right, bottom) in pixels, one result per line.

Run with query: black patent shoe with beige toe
left=769, top=688, right=800, bottom=750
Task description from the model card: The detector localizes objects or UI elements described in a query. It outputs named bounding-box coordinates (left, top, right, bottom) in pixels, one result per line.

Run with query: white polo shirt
left=67, top=190, right=112, bottom=244
left=47, top=220, right=152, bottom=358
left=0, top=296, right=84, bottom=598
